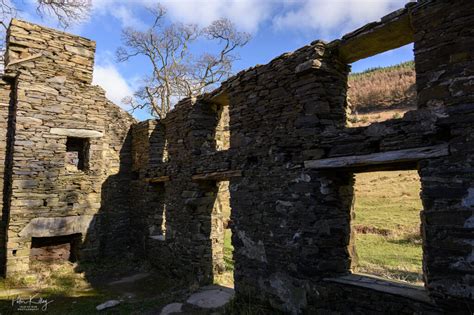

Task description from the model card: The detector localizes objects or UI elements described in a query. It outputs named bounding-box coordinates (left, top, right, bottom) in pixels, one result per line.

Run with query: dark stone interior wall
left=412, top=0, right=474, bottom=306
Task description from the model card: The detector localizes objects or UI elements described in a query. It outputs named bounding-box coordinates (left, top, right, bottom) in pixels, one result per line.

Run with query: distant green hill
left=348, top=61, right=416, bottom=113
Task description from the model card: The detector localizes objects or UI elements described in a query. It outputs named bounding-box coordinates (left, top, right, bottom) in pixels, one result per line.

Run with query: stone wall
left=130, top=0, right=474, bottom=313
left=5, top=20, right=95, bottom=84
left=0, top=78, right=12, bottom=273
left=1, top=19, right=136, bottom=275
left=411, top=0, right=474, bottom=306
left=0, top=0, right=472, bottom=313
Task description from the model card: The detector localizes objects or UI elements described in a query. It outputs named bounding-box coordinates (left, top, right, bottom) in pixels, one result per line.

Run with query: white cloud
left=92, top=63, right=134, bottom=108
left=273, top=0, right=410, bottom=38
left=110, top=5, right=147, bottom=29
left=90, top=0, right=411, bottom=35
left=92, top=1, right=148, bottom=29
left=20, top=0, right=412, bottom=38
left=159, top=0, right=273, bottom=32
left=91, top=0, right=272, bottom=33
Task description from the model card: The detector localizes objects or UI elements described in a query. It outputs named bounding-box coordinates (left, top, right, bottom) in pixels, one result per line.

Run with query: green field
left=353, top=170, right=423, bottom=284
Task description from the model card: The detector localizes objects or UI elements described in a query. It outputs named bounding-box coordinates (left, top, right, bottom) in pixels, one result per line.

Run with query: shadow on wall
left=124, top=99, right=235, bottom=288
left=76, top=129, right=136, bottom=284
left=129, top=122, right=169, bottom=260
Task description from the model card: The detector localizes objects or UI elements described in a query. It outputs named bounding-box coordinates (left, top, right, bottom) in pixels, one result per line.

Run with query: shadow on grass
left=387, top=233, right=422, bottom=246
left=225, top=293, right=284, bottom=315
left=0, top=257, right=189, bottom=315
left=0, top=293, right=179, bottom=315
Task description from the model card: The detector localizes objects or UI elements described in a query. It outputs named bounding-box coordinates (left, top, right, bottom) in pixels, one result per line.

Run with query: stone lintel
left=50, top=128, right=103, bottom=138
left=192, top=170, right=242, bottom=181
left=336, top=8, right=414, bottom=63
left=19, top=215, right=95, bottom=238
left=304, top=144, right=449, bottom=169
left=324, top=273, right=433, bottom=305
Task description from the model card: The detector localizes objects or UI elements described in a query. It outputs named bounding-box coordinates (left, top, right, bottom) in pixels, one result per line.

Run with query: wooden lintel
left=6, top=53, right=44, bottom=67
left=209, top=90, right=229, bottom=106
left=337, top=9, right=413, bottom=63
left=304, top=144, right=449, bottom=170
left=192, top=170, right=242, bottom=181
left=147, top=176, right=170, bottom=183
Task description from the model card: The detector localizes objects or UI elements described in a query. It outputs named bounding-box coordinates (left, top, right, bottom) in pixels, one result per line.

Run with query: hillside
left=348, top=61, right=416, bottom=115
left=348, top=61, right=416, bottom=127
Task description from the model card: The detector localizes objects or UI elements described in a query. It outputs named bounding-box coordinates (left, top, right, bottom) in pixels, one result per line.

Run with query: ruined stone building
left=0, top=0, right=473, bottom=313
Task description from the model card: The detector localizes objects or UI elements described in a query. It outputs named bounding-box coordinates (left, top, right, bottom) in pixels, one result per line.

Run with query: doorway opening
left=211, top=180, right=234, bottom=287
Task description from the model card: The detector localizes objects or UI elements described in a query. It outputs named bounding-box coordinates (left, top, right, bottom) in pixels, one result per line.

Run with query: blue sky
left=11, top=0, right=414, bottom=121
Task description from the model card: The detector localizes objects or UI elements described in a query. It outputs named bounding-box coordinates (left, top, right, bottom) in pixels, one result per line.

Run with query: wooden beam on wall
left=147, top=176, right=170, bottom=183
left=336, top=7, right=414, bottom=64
left=304, top=144, right=449, bottom=170
left=192, top=170, right=242, bottom=181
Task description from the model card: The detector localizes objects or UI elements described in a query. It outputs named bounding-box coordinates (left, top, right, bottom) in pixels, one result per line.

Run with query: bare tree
left=0, top=0, right=91, bottom=70
left=117, top=5, right=251, bottom=119
left=35, top=0, right=91, bottom=28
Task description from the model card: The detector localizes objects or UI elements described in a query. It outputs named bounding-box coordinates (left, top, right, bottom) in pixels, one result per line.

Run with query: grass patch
left=224, top=229, right=234, bottom=272
left=0, top=257, right=184, bottom=314
left=215, top=229, right=235, bottom=287
left=353, top=170, right=423, bottom=285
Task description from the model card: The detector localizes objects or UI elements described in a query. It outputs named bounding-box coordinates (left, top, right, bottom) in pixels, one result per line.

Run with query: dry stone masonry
left=0, top=19, right=136, bottom=274
left=0, top=0, right=473, bottom=313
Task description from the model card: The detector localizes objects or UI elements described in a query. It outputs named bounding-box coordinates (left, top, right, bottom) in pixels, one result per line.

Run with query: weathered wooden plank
left=192, top=170, right=242, bottom=181
left=6, top=52, right=44, bottom=67
left=147, top=176, right=170, bottom=183
left=336, top=8, right=414, bottom=63
left=209, top=90, right=229, bottom=106
left=304, top=144, right=449, bottom=169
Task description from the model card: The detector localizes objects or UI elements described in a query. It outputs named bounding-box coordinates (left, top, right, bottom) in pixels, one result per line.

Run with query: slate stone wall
left=411, top=0, right=474, bottom=306
left=1, top=19, right=136, bottom=275
left=130, top=0, right=473, bottom=313
left=0, top=0, right=472, bottom=313
left=0, top=79, right=12, bottom=274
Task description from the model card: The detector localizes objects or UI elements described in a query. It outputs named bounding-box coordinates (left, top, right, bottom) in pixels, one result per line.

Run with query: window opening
left=212, top=180, right=234, bottom=287
left=347, top=45, right=416, bottom=127
left=65, top=137, right=89, bottom=171
left=215, top=104, right=230, bottom=151
left=352, top=170, right=423, bottom=285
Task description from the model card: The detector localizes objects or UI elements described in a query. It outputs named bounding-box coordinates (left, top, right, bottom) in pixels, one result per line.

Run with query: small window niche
left=148, top=181, right=167, bottom=241
left=65, top=137, right=89, bottom=172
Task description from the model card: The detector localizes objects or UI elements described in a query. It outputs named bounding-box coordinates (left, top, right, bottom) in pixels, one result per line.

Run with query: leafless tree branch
left=36, top=0, right=91, bottom=28
left=117, top=4, right=251, bottom=119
